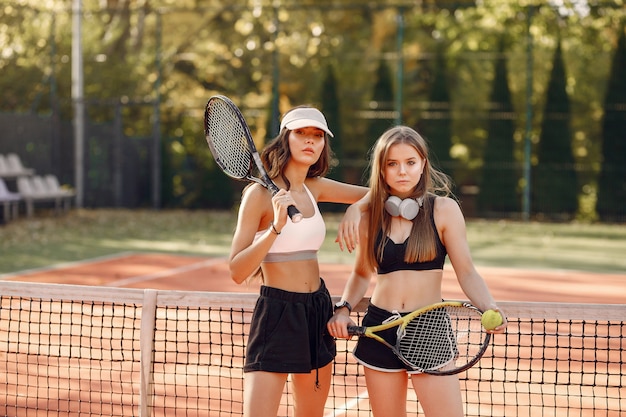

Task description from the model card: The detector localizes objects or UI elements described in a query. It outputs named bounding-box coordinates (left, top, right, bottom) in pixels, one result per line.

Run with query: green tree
left=320, top=65, right=343, bottom=181
left=418, top=44, right=453, bottom=178
left=532, top=40, right=578, bottom=219
left=597, top=27, right=626, bottom=222
left=368, top=59, right=396, bottom=150
left=477, top=39, right=519, bottom=216
left=2, top=1, right=624, bottom=213
left=265, top=87, right=280, bottom=142
left=320, top=64, right=348, bottom=212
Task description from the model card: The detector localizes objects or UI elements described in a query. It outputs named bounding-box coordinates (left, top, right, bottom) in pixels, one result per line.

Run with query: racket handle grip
left=288, top=205, right=302, bottom=223
left=347, top=326, right=366, bottom=336
left=267, top=184, right=302, bottom=223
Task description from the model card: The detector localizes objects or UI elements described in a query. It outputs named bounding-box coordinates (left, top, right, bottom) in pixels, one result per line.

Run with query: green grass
left=1, top=209, right=625, bottom=275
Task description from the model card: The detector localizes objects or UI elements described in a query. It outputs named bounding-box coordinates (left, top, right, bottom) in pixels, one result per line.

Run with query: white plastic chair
left=5, top=153, right=35, bottom=176
left=17, top=177, right=37, bottom=217
left=31, top=176, right=53, bottom=197
left=0, top=178, right=21, bottom=221
left=0, top=155, right=9, bottom=177
left=44, top=174, right=75, bottom=197
left=44, top=174, right=75, bottom=211
left=16, top=177, right=35, bottom=197
left=17, top=175, right=74, bottom=217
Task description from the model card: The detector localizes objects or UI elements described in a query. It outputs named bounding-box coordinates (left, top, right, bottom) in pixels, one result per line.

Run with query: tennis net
left=0, top=281, right=623, bottom=416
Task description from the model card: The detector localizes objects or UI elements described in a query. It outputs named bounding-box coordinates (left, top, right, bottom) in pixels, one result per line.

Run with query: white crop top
left=254, top=185, right=326, bottom=262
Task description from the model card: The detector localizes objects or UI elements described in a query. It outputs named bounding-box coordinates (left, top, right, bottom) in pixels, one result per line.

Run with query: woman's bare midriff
left=370, top=269, right=444, bottom=312
left=260, top=258, right=322, bottom=293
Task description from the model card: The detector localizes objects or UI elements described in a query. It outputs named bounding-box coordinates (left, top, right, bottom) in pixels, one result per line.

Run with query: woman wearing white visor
left=229, top=106, right=369, bottom=417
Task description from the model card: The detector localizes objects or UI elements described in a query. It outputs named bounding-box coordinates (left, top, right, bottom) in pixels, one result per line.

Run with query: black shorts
left=353, top=303, right=457, bottom=374
left=244, top=279, right=336, bottom=373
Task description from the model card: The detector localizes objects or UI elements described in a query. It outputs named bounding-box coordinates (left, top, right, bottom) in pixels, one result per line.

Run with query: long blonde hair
left=365, top=126, right=454, bottom=270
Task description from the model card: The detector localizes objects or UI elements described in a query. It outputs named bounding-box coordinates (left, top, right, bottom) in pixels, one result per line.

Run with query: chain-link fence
left=0, top=2, right=624, bottom=221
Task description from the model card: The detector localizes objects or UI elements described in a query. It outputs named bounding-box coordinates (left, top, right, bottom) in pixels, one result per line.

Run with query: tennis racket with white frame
left=348, top=301, right=490, bottom=375
left=204, top=95, right=302, bottom=222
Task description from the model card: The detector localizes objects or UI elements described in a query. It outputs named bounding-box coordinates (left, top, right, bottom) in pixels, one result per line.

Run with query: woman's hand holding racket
left=270, top=190, right=298, bottom=232
left=328, top=306, right=357, bottom=340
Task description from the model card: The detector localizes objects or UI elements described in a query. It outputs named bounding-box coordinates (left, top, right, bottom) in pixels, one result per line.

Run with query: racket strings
left=205, top=100, right=252, bottom=178
left=397, top=306, right=485, bottom=372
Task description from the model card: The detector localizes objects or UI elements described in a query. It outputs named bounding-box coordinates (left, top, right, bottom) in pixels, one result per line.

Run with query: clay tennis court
left=2, top=251, right=624, bottom=304
left=0, top=253, right=624, bottom=417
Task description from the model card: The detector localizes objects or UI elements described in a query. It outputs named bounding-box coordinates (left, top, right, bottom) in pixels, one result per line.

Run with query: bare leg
left=364, top=367, right=409, bottom=417
left=411, top=373, right=464, bottom=417
left=291, top=363, right=333, bottom=417
left=244, top=371, right=287, bottom=417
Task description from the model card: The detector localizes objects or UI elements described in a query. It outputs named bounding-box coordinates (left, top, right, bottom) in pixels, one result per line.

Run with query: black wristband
left=333, top=300, right=352, bottom=313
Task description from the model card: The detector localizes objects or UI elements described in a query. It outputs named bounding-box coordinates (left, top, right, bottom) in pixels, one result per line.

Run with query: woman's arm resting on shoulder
left=308, top=178, right=369, bottom=252
left=436, top=197, right=507, bottom=333
left=336, top=190, right=371, bottom=252
left=312, top=177, right=368, bottom=205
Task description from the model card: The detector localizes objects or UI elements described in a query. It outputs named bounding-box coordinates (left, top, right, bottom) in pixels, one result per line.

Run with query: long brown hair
left=365, top=125, right=454, bottom=270
left=260, top=106, right=333, bottom=189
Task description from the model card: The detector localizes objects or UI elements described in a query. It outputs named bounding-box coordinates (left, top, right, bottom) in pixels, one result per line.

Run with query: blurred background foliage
left=0, top=0, right=624, bottom=221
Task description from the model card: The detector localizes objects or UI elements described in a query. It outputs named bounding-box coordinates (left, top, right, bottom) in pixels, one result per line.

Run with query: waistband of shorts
left=259, top=278, right=328, bottom=303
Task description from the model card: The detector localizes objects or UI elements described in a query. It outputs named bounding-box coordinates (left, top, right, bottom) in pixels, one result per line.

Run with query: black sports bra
left=375, top=198, right=447, bottom=274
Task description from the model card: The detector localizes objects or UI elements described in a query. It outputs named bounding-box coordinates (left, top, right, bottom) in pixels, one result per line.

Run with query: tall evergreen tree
left=265, top=87, right=280, bottom=142
left=320, top=65, right=343, bottom=181
left=419, top=44, right=453, bottom=178
left=367, top=59, right=396, bottom=150
left=597, top=27, right=626, bottom=221
left=477, top=39, right=519, bottom=216
left=532, top=40, right=578, bottom=218
left=319, top=65, right=347, bottom=212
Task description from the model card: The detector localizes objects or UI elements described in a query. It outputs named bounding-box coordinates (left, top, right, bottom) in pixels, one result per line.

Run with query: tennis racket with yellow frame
left=348, top=301, right=490, bottom=375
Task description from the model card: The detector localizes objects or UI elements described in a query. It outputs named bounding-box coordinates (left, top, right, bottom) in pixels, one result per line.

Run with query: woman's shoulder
left=304, top=176, right=323, bottom=187
left=303, top=176, right=326, bottom=198
left=432, top=194, right=465, bottom=226
left=241, top=182, right=272, bottom=204
left=432, top=194, right=459, bottom=208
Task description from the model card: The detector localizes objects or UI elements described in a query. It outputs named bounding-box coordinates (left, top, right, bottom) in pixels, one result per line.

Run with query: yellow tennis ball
left=481, top=309, right=503, bottom=330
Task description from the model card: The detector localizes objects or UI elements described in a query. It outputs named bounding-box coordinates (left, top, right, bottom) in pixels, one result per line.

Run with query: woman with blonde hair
left=328, top=125, right=506, bottom=417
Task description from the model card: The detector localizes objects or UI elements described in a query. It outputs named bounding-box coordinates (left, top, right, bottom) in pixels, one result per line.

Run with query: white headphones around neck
left=384, top=196, right=424, bottom=220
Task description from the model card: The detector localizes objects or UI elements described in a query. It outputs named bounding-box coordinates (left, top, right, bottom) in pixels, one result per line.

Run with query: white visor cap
left=279, top=107, right=334, bottom=137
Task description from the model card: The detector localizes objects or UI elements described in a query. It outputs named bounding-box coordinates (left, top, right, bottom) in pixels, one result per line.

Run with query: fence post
left=522, top=5, right=535, bottom=221
left=152, top=11, right=163, bottom=210
left=140, top=289, right=158, bottom=417
left=72, top=0, right=85, bottom=208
